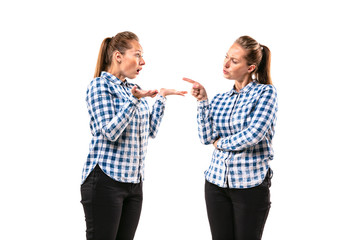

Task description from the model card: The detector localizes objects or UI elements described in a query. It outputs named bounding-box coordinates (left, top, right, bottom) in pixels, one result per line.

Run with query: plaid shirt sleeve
left=87, top=78, right=140, bottom=142
left=216, top=85, right=278, bottom=151
left=149, top=95, right=166, bottom=138
left=197, top=97, right=219, bottom=145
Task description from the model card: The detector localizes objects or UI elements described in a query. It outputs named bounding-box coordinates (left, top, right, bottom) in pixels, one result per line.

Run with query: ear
left=248, top=65, right=256, bottom=73
left=114, top=51, right=123, bottom=64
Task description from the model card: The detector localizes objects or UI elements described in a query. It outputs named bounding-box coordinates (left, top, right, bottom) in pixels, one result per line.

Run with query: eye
left=232, top=59, right=239, bottom=64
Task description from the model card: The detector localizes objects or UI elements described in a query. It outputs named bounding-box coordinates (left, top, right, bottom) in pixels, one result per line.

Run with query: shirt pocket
left=112, top=93, right=126, bottom=113
left=231, top=100, right=255, bottom=132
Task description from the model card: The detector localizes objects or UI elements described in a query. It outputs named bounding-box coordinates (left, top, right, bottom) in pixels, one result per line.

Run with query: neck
left=234, top=75, right=252, bottom=92
left=107, top=65, right=126, bottom=82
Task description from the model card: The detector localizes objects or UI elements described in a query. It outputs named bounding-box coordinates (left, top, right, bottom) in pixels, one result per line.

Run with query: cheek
left=130, top=59, right=138, bottom=68
left=123, top=60, right=137, bottom=72
left=233, top=66, right=248, bottom=76
left=230, top=66, right=240, bottom=75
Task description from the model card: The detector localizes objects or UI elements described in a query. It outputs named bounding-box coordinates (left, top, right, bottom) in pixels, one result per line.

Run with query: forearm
left=216, top=127, right=266, bottom=151
left=197, top=100, right=217, bottom=145
left=216, top=89, right=277, bottom=151
left=90, top=94, right=140, bottom=142
left=149, top=95, right=166, bottom=138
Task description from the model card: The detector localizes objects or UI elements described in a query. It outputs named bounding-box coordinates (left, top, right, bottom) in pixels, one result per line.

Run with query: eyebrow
left=226, top=54, right=241, bottom=61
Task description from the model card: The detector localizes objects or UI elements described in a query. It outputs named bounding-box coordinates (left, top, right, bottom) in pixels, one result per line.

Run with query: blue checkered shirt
left=81, top=72, right=166, bottom=184
left=197, top=81, right=278, bottom=188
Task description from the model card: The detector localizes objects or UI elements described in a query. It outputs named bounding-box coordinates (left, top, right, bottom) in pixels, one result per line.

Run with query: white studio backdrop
left=1, top=0, right=359, bottom=239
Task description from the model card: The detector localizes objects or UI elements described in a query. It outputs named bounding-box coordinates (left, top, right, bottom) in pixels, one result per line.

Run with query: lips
left=136, top=68, right=142, bottom=74
left=223, top=69, right=229, bottom=74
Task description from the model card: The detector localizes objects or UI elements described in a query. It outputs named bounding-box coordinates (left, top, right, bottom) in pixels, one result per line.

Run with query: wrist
left=159, top=89, right=166, bottom=97
left=198, top=97, right=208, bottom=101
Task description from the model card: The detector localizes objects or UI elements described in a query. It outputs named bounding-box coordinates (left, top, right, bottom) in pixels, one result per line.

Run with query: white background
left=1, top=0, right=359, bottom=239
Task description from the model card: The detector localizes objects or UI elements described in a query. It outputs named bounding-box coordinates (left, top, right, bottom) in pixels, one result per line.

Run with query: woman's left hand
left=159, top=88, right=187, bottom=97
left=213, top=138, right=220, bottom=149
left=131, top=86, right=158, bottom=99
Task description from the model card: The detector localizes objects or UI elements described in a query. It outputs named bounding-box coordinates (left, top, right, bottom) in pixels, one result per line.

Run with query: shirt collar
left=226, top=81, right=258, bottom=96
left=100, top=71, right=131, bottom=87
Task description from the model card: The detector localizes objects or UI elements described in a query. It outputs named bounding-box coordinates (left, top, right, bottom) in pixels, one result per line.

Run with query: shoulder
left=252, top=84, right=278, bottom=109
left=253, top=83, right=277, bottom=96
left=87, top=77, right=112, bottom=93
left=88, top=77, right=105, bottom=88
left=86, top=77, right=116, bottom=104
left=254, top=82, right=276, bottom=91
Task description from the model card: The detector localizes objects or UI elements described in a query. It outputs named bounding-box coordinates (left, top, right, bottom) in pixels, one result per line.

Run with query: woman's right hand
left=182, top=77, right=208, bottom=101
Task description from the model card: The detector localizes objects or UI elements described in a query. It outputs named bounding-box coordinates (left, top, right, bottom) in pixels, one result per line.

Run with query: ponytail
left=257, top=44, right=272, bottom=85
left=94, top=37, right=112, bottom=78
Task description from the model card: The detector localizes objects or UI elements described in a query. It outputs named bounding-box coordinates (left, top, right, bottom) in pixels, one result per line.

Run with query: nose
left=224, top=59, right=230, bottom=68
left=140, top=57, right=145, bottom=66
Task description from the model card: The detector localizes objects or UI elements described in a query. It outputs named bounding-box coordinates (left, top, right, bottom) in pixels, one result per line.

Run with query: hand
left=159, top=88, right=188, bottom=97
left=213, top=138, right=220, bottom=149
left=182, top=77, right=208, bottom=101
left=131, top=86, right=158, bottom=99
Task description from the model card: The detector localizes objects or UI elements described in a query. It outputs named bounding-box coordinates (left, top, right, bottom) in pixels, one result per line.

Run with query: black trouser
left=81, top=165, right=143, bottom=240
left=205, top=172, right=272, bottom=240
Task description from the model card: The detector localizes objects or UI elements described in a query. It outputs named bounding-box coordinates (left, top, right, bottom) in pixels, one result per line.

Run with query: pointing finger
left=182, top=77, right=196, bottom=84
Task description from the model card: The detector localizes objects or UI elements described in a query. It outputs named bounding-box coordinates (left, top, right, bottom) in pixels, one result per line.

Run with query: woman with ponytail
left=81, top=31, right=186, bottom=240
left=184, top=35, right=278, bottom=240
